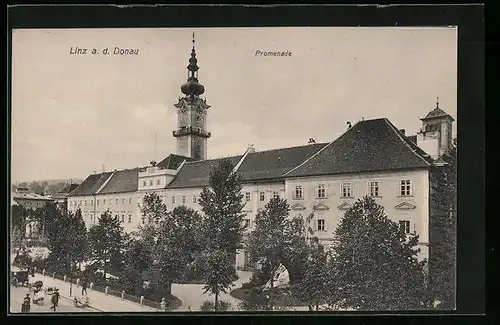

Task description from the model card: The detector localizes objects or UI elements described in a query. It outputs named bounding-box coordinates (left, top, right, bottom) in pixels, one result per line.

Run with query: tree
left=200, top=249, right=236, bottom=309
left=11, top=205, right=28, bottom=250
left=153, top=205, right=203, bottom=297
left=44, top=207, right=88, bottom=275
left=133, top=193, right=204, bottom=299
left=332, top=196, right=427, bottom=310
left=294, top=243, right=332, bottom=311
left=88, top=211, right=125, bottom=280
left=247, top=197, right=290, bottom=290
left=70, top=209, right=88, bottom=271
left=283, top=214, right=315, bottom=285
left=198, top=159, right=246, bottom=309
left=119, top=234, right=153, bottom=295
left=428, top=140, right=457, bottom=309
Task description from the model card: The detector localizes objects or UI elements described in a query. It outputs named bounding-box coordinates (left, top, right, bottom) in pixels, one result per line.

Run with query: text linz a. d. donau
left=69, top=47, right=139, bottom=55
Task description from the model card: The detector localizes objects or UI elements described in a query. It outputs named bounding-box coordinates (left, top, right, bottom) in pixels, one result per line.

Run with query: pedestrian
left=81, top=278, right=88, bottom=295
left=21, top=293, right=31, bottom=313
left=50, top=288, right=60, bottom=311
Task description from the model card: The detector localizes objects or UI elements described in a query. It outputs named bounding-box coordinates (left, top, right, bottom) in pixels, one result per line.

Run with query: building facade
left=67, top=35, right=455, bottom=270
left=12, top=187, right=55, bottom=241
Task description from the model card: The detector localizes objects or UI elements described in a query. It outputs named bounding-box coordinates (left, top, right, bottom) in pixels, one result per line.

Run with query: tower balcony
left=173, top=126, right=211, bottom=138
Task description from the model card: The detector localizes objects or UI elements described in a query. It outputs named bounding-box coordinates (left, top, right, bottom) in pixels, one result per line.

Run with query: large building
left=67, top=35, right=455, bottom=269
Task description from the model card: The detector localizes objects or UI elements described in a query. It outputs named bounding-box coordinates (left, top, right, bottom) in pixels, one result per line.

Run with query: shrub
left=241, top=282, right=254, bottom=290
left=200, top=300, right=232, bottom=311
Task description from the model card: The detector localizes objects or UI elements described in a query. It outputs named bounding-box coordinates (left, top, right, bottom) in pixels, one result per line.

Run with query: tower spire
left=181, top=32, right=205, bottom=96
left=436, top=96, right=440, bottom=109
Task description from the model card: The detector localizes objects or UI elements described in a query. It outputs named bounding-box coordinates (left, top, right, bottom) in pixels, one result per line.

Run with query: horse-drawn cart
left=11, top=269, right=29, bottom=287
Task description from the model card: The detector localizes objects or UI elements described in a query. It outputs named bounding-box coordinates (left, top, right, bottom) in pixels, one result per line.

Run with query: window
left=399, top=220, right=411, bottom=234
left=317, top=184, right=326, bottom=198
left=121, top=198, right=124, bottom=204
left=243, top=219, right=251, bottom=228
left=317, top=219, right=325, bottom=231
left=121, top=215, right=125, bottom=223
left=370, top=181, right=380, bottom=197
left=341, top=182, right=352, bottom=198
left=129, top=198, right=132, bottom=204
left=103, top=199, right=106, bottom=205
left=84, top=200, right=87, bottom=206
left=143, top=181, right=147, bottom=187
left=259, top=192, right=265, bottom=201
left=149, top=180, right=153, bottom=186
left=172, top=196, right=176, bottom=204
left=182, top=196, right=186, bottom=204
left=156, top=179, right=160, bottom=185
left=97, top=199, right=99, bottom=206
left=400, top=180, right=412, bottom=196
left=141, top=216, right=145, bottom=224
left=273, top=191, right=280, bottom=199
left=128, top=215, right=132, bottom=223
left=193, top=195, right=197, bottom=203
left=245, top=192, right=251, bottom=202
left=294, top=185, right=303, bottom=200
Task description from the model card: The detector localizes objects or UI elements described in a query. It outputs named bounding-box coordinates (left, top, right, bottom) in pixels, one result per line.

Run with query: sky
left=11, top=27, right=457, bottom=183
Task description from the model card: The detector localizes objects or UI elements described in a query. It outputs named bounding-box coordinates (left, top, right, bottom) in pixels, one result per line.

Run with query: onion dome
left=181, top=33, right=205, bottom=96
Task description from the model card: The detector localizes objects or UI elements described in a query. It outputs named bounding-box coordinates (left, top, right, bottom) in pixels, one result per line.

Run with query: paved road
left=10, top=285, right=97, bottom=313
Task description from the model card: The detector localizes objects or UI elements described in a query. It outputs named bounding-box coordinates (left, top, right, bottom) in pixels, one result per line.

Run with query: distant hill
left=12, top=179, right=82, bottom=196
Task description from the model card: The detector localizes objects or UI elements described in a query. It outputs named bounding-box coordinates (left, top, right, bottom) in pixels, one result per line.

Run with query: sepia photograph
left=9, top=25, right=458, bottom=314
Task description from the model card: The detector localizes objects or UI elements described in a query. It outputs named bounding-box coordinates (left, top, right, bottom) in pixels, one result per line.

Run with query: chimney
left=308, top=138, right=316, bottom=144
left=247, top=144, right=255, bottom=153
left=150, top=160, right=157, bottom=167
left=400, top=129, right=406, bottom=135
left=347, top=121, right=352, bottom=129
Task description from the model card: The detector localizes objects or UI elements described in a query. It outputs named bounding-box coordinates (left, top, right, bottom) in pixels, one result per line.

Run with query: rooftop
left=67, top=172, right=113, bottom=197
left=284, top=118, right=433, bottom=178
left=421, top=107, right=455, bottom=121
left=166, top=155, right=244, bottom=189
left=99, top=168, right=142, bottom=194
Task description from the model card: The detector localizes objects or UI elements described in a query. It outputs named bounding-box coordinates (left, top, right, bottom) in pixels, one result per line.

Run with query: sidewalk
left=28, top=272, right=159, bottom=312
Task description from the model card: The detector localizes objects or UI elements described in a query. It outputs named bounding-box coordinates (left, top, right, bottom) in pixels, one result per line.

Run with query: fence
left=142, top=297, right=162, bottom=310
left=13, top=262, right=168, bottom=311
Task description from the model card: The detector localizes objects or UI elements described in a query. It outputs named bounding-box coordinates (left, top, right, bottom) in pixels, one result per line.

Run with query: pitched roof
left=57, top=183, right=79, bottom=194
left=157, top=153, right=194, bottom=170
left=237, top=143, right=327, bottom=182
left=67, top=172, right=113, bottom=197
left=284, top=118, right=432, bottom=178
left=166, top=155, right=244, bottom=189
left=421, top=107, right=454, bottom=121
left=99, top=168, right=142, bottom=194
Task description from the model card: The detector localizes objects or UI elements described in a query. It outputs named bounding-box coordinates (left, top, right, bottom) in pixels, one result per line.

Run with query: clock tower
left=173, top=33, right=211, bottom=160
